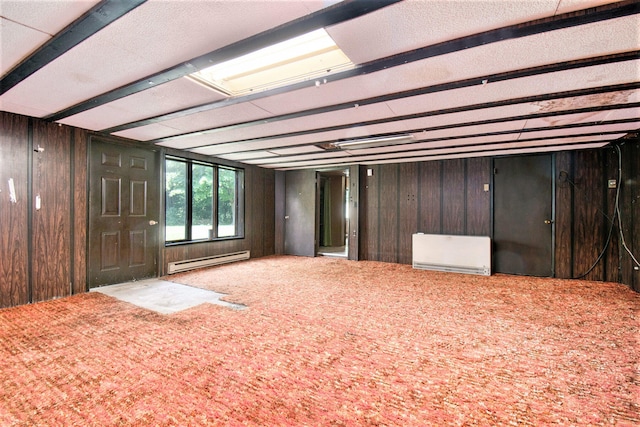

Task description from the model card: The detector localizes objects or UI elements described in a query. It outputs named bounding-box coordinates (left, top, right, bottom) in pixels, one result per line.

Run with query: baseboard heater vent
left=167, top=250, right=250, bottom=274
left=412, top=234, right=491, bottom=276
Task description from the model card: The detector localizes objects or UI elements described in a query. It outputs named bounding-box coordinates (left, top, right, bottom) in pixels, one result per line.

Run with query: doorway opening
left=317, top=169, right=349, bottom=258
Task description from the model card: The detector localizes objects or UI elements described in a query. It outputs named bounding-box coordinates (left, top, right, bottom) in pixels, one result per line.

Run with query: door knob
left=149, top=220, right=158, bottom=225
left=544, top=220, right=553, bottom=224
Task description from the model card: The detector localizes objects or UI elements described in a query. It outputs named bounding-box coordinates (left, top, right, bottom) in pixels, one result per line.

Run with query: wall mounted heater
left=412, top=234, right=491, bottom=276
left=167, top=250, right=250, bottom=274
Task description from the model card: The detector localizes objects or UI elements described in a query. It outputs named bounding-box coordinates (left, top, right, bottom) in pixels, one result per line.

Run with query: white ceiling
left=1, top=0, right=638, bottom=170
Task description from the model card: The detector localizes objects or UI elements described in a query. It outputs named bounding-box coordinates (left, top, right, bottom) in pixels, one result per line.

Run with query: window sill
left=165, top=236, right=245, bottom=247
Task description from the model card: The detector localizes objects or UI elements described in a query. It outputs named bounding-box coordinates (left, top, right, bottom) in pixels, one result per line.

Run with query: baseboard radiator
left=412, top=234, right=491, bottom=276
left=167, top=250, right=250, bottom=274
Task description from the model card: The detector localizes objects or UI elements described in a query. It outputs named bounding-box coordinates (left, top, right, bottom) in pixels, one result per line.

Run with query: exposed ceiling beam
left=199, top=102, right=640, bottom=160
left=104, top=0, right=639, bottom=134
left=178, top=82, right=640, bottom=150
left=44, top=0, right=403, bottom=122
left=143, top=51, right=639, bottom=144
left=261, top=136, right=623, bottom=169
left=0, top=0, right=147, bottom=95
left=231, top=120, right=639, bottom=166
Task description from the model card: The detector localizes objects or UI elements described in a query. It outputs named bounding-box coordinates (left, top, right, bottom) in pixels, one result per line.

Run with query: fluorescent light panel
left=332, top=134, right=416, bottom=149
left=188, top=29, right=354, bottom=96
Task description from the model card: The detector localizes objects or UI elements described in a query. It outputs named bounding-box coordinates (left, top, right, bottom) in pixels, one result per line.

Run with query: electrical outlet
left=608, top=179, right=617, bottom=189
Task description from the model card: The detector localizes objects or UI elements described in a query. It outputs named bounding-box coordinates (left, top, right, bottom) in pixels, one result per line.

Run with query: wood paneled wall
left=0, top=113, right=30, bottom=307
left=359, top=147, right=640, bottom=291
left=1, top=111, right=276, bottom=308
left=162, top=157, right=276, bottom=272
left=0, top=112, right=88, bottom=308
left=555, top=143, right=640, bottom=290
left=360, top=158, right=491, bottom=263
left=619, top=141, right=640, bottom=291
left=1, top=110, right=636, bottom=307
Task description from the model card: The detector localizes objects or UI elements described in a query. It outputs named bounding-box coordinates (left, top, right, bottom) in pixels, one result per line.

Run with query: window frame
left=164, top=155, right=244, bottom=246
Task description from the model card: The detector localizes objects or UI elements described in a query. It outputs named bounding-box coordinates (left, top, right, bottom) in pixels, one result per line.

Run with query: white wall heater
left=167, top=250, right=250, bottom=274
left=412, top=234, right=491, bottom=276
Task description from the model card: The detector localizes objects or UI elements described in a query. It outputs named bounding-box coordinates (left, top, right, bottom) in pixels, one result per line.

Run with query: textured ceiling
left=1, top=0, right=638, bottom=170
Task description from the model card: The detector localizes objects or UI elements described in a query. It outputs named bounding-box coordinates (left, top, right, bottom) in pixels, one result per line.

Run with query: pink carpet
left=1, top=256, right=638, bottom=426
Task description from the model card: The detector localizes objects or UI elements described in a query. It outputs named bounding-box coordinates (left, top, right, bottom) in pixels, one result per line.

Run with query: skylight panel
left=188, top=29, right=354, bottom=96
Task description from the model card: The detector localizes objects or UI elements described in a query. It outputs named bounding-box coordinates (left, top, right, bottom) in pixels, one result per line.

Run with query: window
left=165, top=156, right=244, bottom=243
left=165, top=159, right=187, bottom=241
left=192, top=163, right=214, bottom=240
left=217, top=167, right=236, bottom=237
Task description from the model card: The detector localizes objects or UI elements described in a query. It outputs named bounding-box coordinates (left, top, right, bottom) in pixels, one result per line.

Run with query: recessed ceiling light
left=187, top=29, right=354, bottom=96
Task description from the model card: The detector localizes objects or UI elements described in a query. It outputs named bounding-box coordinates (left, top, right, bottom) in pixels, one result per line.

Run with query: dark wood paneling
left=398, top=163, right=418, bottom=265
left=31, top=121, right=71, bottom=302
left=73, top=128, right=88, bottom=294
left=0, top=112, right=29, bottom=308
left=555, top=151, right=573, bottom=279
left=379, top=164, right=398, bottom=263
left=262, top=169, right=276, bottom=257
left=442, top=159, right=465, bottom=235
left=248, top=167, right=264, bottom=258
left=274, top=171, right=285, bottom=255
left=418, top=161, right=442, bottom=234
left=631, top=142, right=640, bottom=292
left=572, top=149, right=605, bottom=281
left=348, top=165, right=359, bottom=261
left=465, top=157, right=491, bottom=236
left=361, top=165, right=379, bottom=260
left=619, top=141, right=640, bottom=291
left=604, top=147, right=621, bottom=283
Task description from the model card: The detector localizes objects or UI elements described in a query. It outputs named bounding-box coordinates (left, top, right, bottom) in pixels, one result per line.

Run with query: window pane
left=192, top=163, right=214, bottom=240
left=165, top=159, right=187, bottom=241
left=218, top=168, right=236, bottom=237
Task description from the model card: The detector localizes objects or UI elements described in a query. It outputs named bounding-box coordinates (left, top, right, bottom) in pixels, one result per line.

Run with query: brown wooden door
left=493, top=154, right=553, bottom=276
left=88, top=140, right=159, bottom=287
left=284, top=170, right=316, bottom=257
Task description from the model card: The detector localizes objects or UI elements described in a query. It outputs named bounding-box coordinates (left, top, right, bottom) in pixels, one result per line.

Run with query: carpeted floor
left=1, top=256, right=638, bottom=426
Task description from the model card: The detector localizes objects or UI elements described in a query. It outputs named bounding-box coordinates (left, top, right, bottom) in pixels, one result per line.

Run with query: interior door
left=284, top=170, right=316, bottom=256
left=88, top=139, right=160, bottom=287
left=493, top=154, right=553, bottom=276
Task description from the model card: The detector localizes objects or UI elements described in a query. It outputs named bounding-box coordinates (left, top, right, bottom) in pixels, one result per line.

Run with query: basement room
left=1, top=0, right=639, bottom=425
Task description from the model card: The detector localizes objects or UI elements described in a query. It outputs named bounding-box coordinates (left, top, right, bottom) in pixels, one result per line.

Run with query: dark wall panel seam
left=416, top=163, right=422, bottom=234
left=396, top=164, right=400, bottom=264
left=439, top=161, right=444, bottom=235
left=70, top=129, right=75, bottom=294
left=464, top=160, right=468, bottom=234
left=570, top=152, right=575, bottom=278
left=376, top=167, right=381, bottom=261
left=551, top=153, right=557, bottom=277
left=27, top=118, right=33, bottom=303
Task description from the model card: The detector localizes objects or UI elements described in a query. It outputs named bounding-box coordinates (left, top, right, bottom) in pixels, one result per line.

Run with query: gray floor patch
left=91, top=279, right=246, bottom=314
